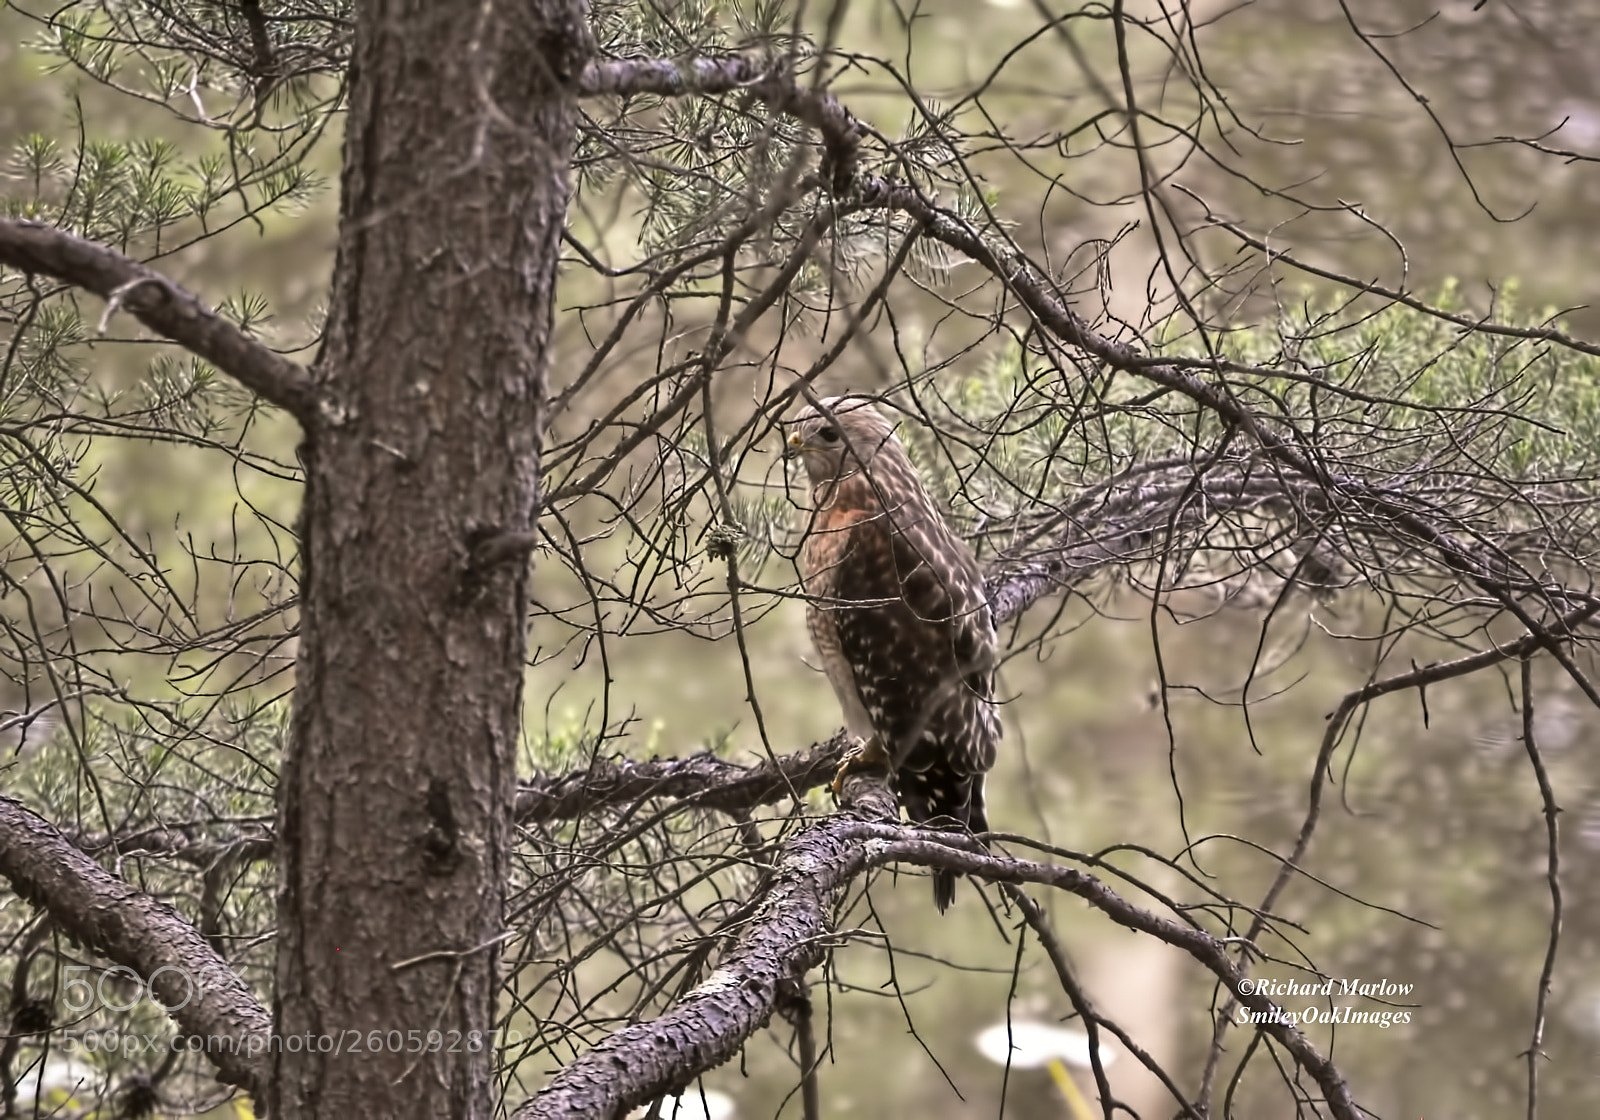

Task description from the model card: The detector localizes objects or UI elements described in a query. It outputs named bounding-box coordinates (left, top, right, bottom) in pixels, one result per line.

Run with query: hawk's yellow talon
left=830, top=736, right=891, bottom=798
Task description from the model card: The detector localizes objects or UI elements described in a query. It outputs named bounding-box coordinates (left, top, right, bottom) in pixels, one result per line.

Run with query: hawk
left=784, top=396, right=1000, bottom=911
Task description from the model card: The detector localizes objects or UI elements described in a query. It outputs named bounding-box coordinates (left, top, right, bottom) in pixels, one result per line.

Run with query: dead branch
left=515, top=774, right=899, bottom=1120
left=0, top=797, right=270, bottom=1096
left=0, top=218, right=320, bottom=423
left=515, top=734, right=848, bottom=823
left=518, top=771, right=1360, bottom=1120
left=576, top=56, right=862, bottom=188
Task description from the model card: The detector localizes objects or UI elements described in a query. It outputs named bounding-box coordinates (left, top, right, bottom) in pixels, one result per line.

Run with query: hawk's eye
left=816, top=425, right=840, bottom=443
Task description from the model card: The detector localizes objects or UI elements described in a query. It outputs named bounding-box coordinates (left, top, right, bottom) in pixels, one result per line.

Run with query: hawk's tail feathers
left=900, top=771, right=989, bottom=914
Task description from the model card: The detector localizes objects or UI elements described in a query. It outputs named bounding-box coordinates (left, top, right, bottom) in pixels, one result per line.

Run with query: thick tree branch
left=0, top=797, right=270, bottom=1096
left=515, top=733, right=849, bottom=822
left=519, top=775, right=1359, bottom=1120
left=517, top=773, right=899, bottom=1120
left=981, top=460, right=1319, bottom=623
left=48, top=740, right=849, bottom=870
left=0, top=219, right=321, bottom=423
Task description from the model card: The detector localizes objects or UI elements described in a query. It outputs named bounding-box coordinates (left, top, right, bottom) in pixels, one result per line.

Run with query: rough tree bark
left=273, top=1, right=591, bottom=1115
left=0, top=798, right=271, bottom=1095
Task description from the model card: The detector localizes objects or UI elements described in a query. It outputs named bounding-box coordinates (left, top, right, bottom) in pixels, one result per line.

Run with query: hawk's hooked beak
left=783, top=430, right=807, bottom=461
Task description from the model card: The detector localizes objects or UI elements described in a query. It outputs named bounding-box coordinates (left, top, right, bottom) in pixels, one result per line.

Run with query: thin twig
left=1519, top=656, right=1563, bottom=1120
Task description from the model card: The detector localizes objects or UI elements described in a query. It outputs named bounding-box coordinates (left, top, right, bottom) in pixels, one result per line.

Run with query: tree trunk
left=272, top=2, right=591, bottom=1114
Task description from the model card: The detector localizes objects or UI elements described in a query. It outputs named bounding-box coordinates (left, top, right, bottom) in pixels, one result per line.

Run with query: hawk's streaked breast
left=788, top=397, right=1000, bottom=911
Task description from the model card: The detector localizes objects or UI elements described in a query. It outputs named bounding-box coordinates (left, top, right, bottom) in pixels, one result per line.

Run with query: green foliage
left=0, top=16, right=316, bottom=977
left=525, top=710, right=608, bottom=772
left=1170, top=283, right=1600, bottom=485
left=1, top=66, right=327, bottom=460
left=884, top=292, right=1600, bottom=541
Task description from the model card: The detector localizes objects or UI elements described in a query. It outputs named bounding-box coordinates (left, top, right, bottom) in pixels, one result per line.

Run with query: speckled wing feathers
left=796, top=413, right=1000, bottom=911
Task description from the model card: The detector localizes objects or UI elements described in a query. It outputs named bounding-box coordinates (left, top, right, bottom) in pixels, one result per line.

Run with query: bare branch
left=867, top=840, right=1359, bottom=1120
left=0, top=218, right=321, bottom=423
left=514, top=734, right=848, bottom=822
left=1182, top=192, right=1600, bottom=359
left=1001, top=885, right=1190, bottom=1117
left=0, top=797, right=270, bottom=1095
left=1519, top=657, right=1563, bottom=1120
left=69, top=824, right=275, bottom=869
left=520, top=771, right=1359, bottom=1120
left=516, top=775, right=899, bottom=1120
left=576, top=56, right=862, bottom=188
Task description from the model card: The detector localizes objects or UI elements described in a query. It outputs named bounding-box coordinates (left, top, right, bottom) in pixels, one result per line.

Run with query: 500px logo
left=60, top=963, right=246, bottom=1015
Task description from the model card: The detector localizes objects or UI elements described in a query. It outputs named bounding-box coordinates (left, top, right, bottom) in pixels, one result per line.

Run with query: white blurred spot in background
left=626, top=1088, right=736, bottom=1120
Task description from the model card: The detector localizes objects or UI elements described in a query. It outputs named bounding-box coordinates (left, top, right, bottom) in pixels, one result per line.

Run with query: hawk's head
left=784, top=396, right=900, bottom=485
